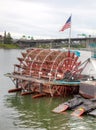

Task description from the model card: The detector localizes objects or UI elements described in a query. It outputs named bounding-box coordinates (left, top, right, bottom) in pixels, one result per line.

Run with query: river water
left=0, top=49, right=96, bottom=130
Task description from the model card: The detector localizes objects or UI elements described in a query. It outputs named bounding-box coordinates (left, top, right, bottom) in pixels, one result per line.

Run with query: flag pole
left=68, top=24, right=71, bottom=50
left=59, top=14, right=72, bottom=50
left=68, top=14, right=72, bottom=51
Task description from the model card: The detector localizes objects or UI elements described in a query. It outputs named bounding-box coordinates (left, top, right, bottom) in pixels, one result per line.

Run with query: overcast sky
left=0, top=0, right=96, bottom=39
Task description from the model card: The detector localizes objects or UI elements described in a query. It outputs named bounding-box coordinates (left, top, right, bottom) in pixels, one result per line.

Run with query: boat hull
left=79, top=80, right=96, bottom=99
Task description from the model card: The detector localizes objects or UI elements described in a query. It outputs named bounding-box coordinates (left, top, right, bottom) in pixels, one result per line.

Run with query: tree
left=3, top=31, right=7, bottom=44
left=6, top=32, right=13, bottom=44
left=3, top=31, right=13, bottom=44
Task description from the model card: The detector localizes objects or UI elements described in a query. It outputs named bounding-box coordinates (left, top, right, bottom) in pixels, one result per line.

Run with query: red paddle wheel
left=7, top=48, right=88, bottom=97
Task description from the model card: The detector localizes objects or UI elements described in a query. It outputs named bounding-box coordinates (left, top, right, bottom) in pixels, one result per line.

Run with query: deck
left=5, top=73, right=80, bottom=86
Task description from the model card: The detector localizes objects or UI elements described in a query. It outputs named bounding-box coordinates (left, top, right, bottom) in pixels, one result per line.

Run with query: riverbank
left=0, top=43, right=19, bottom=49
left=0, top=43, right=89, bottom=50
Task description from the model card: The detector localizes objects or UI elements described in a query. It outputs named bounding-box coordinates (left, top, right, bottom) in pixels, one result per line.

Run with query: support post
left=16, top=79, right=18, bottom=88
left=39, top=83, right=43, bottom=93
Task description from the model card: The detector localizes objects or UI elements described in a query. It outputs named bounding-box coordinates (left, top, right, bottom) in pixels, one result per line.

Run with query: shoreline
left=0, top=43, right=92, bottom=51
left=0, top=43, right=20, bottom=49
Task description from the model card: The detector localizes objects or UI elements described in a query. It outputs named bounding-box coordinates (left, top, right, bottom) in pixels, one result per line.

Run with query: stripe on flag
left=59, top=15, right=71, bottom=32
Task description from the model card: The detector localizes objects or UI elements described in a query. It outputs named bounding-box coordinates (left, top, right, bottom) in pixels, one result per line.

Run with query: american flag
left=59, top=15, right=71, bottom=31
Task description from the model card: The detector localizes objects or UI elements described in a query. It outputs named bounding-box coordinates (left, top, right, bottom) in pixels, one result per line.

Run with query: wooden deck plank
left=5, top=73, right=80, bottom=86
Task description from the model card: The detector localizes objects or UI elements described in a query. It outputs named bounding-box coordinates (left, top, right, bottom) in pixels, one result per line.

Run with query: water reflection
left=4, top=93, right=96, bottom=130
left=69, top=116, right=96, bottom=130
left=5, top=93, right=71, bottom=130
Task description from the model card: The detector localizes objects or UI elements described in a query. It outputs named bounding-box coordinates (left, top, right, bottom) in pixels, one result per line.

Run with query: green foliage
left=0, top=43, right=19, bottom=49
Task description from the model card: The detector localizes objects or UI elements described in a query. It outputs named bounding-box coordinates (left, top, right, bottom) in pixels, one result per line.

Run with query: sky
left=0, top=0, right=96, bottom=39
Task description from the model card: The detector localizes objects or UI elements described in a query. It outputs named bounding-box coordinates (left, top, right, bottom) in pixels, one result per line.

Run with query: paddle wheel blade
left=17, top=57, right=24, bottom=62
left=8, top=88, right=22, bottom=93
left=21, top=52, right=27, bottom=58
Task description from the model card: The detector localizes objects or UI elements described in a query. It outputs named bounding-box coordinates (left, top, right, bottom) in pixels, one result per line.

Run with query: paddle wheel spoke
left=7, top=48, right=88, bottom=97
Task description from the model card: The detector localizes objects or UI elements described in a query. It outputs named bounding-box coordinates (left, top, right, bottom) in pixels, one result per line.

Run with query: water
left=0, top=49, right=96, bottom=130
